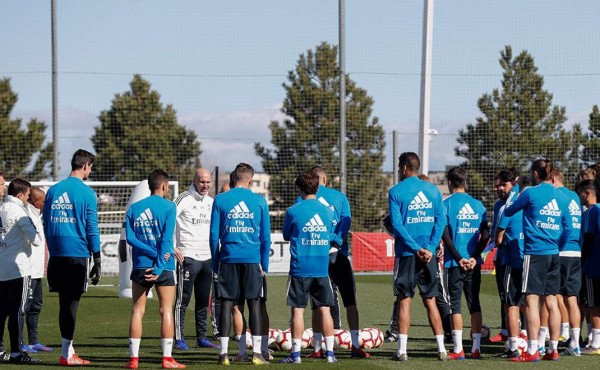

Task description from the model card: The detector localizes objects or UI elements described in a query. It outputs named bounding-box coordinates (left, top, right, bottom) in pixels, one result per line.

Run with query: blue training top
left=582, top=204, right=600, bottom=277
left=443, top=192, right=488, bottom=268
left=43, top=177, right=101, bottom=258
left=125, top=195, right=176, bottom=277
left=497, top=204, right=524, bottom=269
left=283, top=198, right=339, bottom=277
left=209, top=188, right=271, bottom=273
left=388, top=176, right=446, bottom=257
left=556, top=186, right=582, bottom=255
left=504, top=182, right=571, bottom=255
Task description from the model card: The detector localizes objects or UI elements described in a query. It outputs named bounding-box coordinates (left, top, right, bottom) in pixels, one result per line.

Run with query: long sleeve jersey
left=443, top=192, right=488, bottom=268
left=0, top=195, right=42, bottom=280
left=582, top=204, right=600, bottom=277
left=43, top=177, right=100, bottom=257
left=504, top=182, right=571, bottom=255
left=209, top=188, right=271, bottom=273
left=388, top=176, right=446, bottom=257
left=497, top=204, right=524, bottom=269
left=283, top=199, right=337, bottom=277
left=174, top=184, right=213, bottom=261
left=556, top=186, right=582, bottom=256
left=26, top=203, right=46, bottom=279
left=125, top=195, right=176, bottom=276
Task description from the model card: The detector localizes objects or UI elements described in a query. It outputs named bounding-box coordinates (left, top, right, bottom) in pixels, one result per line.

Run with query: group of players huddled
left=1, top=149, right=599, bottom=367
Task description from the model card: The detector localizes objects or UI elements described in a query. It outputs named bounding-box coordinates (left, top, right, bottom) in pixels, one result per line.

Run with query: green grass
left=3, top=274, right=599, bottom=368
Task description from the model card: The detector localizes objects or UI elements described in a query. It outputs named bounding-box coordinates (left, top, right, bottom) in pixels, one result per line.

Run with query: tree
left=0, top=78, right=53, bottom=179
left=582, top=105, right=600, bottom=166
left=455, top=45, right=584, bottom=206
left=255, top=42, right=387, bottom=231
left=91, top=75, right=201, bottom=181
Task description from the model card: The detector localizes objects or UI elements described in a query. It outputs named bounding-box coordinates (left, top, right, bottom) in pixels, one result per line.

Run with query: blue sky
left=2, top=0, right=599, bottom=178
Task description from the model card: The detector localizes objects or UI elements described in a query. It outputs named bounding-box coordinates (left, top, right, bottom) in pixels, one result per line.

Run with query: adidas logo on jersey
left=539, top=199, right=561, bottom=217
left=457, top=203, right=479, bottom=220
left=134, top=208, right=159, bottom=227
left=303, top=214, right=328, bottom=232
left=318, top=196, right=335, bottom=211
left=51, top=192, right=74, bottom=210
left=408, top=191, right=433, bottom=210
left=568, top=199, right=581, bottom=216
left=227, top=201, right=254, bottom=219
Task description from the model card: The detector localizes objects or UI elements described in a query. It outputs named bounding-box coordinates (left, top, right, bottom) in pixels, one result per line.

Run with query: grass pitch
left=3, top=274, right=598, bottom=368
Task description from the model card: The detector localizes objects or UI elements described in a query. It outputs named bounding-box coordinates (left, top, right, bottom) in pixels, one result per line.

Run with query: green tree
left=91, top=75, right=201, bottom=181
left=582, top=105, right=600, bottom=166
left=455, top=45, right=584, bottom=206
left=0, top=78, right=53, bottom=179
left=255, top=42, right=387, bottom=231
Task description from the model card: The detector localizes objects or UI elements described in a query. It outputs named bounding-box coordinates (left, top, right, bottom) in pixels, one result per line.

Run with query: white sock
left=252, top=336, right=262, bottom=355
left=292, top=338, right=302, bottom=353
left=61, top=338, right=73, bottom=359
left=397, top=334, right=408, bottom=355
left=550, top=340, right=558, bottom=352
left=435, top=334, right=446, bottom=353
left=538, top=327, right=548, bottom=345
left=571, top=328, right=581, bottom=349
left=219, top=337, right=229, bottom=355
left=351, top=330, right=360, bottom=349
left=325, top=336, right=334, bottom=352
left=561, top=322, right=570, bottom=338
left=528, top=339, right=538, bottom=355
left=129, top=338, right=141, bottom=358
left=472, top=333, right=482, bottom=352
left=509, top=337, right=518, bottom=351
left=313, top=333, right=323, bottom=352
left=451, top=330, right=463, bottom=353
left=593, top=328, right=600, bottom=348
left=162, top=338, right=173, bottom=358
left=238, top=334, right=247, bottom=355
left=261, top=335, right=268, bottom=354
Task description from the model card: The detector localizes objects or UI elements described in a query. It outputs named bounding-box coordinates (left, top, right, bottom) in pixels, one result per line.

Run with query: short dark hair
left=71, top=149, right=96, bottom=171
left=295, top=170, right=320, bottom=195
left=576, top=179, right=597, bottom=196
left=310, top=166, right=326, bottom=178
left=399, top=152, right=420, bottom=171
left=447, top=167, right=467, bottom=188
left=7, top=178, right=31, bottom=197
left=148, top=169, right=169, bottom=191
left=231, top=163, right=254, bottom=185
left=494, top=168, right=519, bottom=183
left=550, top=169, right=564, bottom=183
left=531, top=158, right=552, bottom=181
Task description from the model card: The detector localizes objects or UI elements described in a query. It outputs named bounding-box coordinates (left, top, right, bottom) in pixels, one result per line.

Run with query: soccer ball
left=268, top=328, right=282, bottom=347
left=369, top=328, right=384, bottom=348
left=334, top=329, right=352, bottom=350
left=302, top=328, right=313, bottom=349
left=359, top=329, right=375, bottom=349
left=276, top=329, right=292, bottom=351
left=504, top=337, right=528, bottom=355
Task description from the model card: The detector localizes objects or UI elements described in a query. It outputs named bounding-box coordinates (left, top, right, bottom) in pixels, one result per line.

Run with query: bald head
left=28, top=187, right=46, bottom=210
left=193, top=168, right=212, bottom=195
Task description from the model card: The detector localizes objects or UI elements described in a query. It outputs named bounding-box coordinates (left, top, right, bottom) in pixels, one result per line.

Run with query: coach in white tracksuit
left=173, top=168, right=218, bottom=349
left=0, top=178, right=42, bottom=363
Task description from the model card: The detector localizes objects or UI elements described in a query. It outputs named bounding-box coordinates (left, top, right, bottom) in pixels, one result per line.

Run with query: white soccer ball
left=302, top=328, right=313, bottom=349
left=276, top=329, right=292, bottom=351
left=369, top=327, right=384, bottom=348
left=268, top=328, right=282, bottom=347
left=334, top=329, right=352, bottom=350
left=359, top=329, right=375, bottom=349
left=504, top=337, right=528, bottom=355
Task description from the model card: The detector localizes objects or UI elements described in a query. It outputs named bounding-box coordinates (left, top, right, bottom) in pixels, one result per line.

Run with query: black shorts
left=328, top=252, right=357, bottom=307
left=130, top=269, right=176, bottom=288
left=559, top=256, right=581, bottom=297
left=504, top=266, right=524, bottom=307
left=261, top=275, right=268, bottom=302
left=445, top=265, right=481, bottom=314
left=217, top=263, right=262, bottom=301
left=47, top=256, right=89, bottom=294
left=287, top=276, right=334, bottom=308
left=522, top=254, right=560, bottom=295
left=585, top=276, right=600, bottom=308
left=393, top=256, right=438, bottom=299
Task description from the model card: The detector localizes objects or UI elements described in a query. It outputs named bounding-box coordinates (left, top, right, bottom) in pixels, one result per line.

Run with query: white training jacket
left=0, top=195, right=43, bottom=281
left=26, top=203, right=46, bottom=279
left=174, top=184, right=213, bottom=261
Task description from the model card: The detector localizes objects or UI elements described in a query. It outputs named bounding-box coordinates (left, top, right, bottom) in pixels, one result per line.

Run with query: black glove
left=89, top=257, right=102, bottom=286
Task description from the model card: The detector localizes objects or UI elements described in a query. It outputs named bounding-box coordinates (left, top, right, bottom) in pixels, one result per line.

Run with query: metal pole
left=393, top=130, right=399, bottom=184
left=339, top=0, right=347, bottom=193
left=418, top=0, right=434, bottom=175
left=51, top=0, right=59, bottom=180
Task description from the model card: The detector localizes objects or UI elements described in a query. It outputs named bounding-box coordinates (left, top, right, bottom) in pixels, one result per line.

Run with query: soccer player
left=388, top=152, right=447, bottom=361
left=210, top=163, right=271, bottom=365
left=43, top=149, right=101, bottom=365
left=173, top=168, right=219, bottom=350
left=0, top=178, right=43, bottom=363
left=303, top=166, right=369, bottom=359
left=124, top=169, right=184, bottom=369
left=22, top=187, right=53, bottom=353
left=551, top=170, right=583, bottom=355
left=442, top=167, right=489, bottom=360
left=504, top=159, right=571, bottom=361
left=280, top=169, right=339, bottom=364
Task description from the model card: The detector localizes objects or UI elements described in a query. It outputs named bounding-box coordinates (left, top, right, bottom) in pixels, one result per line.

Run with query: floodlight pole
left=339, top=0, right=347, bottom=193
left=393, top=130, right=399, bottom=184
left=418, top=0, right=434, bottom=175
left=51, top=0, right=59, bottom=180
